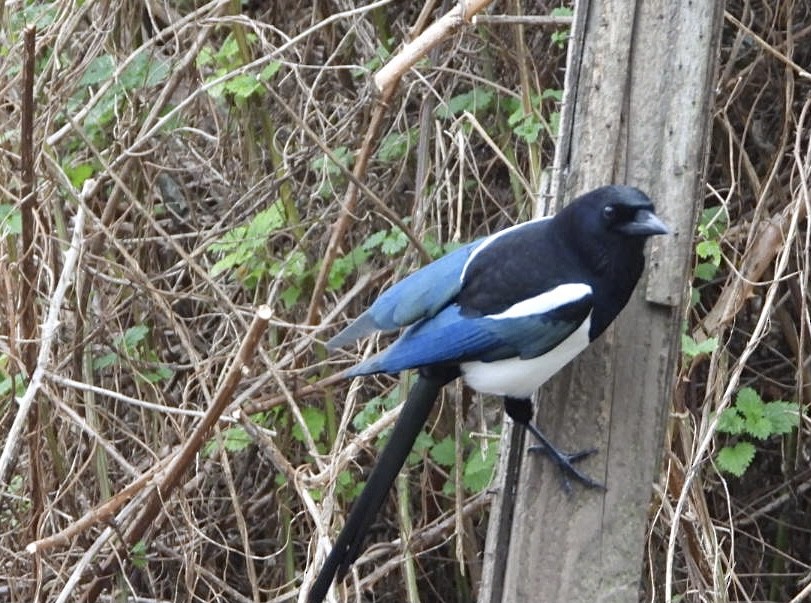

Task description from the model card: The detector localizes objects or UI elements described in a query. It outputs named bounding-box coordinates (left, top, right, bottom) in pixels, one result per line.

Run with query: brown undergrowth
left=0, top=1, right=807, bottom=602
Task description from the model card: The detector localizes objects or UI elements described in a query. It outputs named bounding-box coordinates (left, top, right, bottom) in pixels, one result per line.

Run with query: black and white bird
left=307, top=185, right=669, bottom=602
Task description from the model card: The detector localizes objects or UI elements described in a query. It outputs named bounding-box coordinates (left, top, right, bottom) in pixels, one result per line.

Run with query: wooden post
left=480, top=1, right=724, bottom=601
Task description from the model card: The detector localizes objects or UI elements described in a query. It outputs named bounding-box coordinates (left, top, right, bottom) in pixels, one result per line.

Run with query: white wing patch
left=488, top=283, right=592, bottom=320
left=460, top=315, right=591, bottom=398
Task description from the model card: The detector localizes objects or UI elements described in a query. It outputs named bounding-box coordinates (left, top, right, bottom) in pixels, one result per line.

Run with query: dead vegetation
left=0, top=1, right=808, bottom=602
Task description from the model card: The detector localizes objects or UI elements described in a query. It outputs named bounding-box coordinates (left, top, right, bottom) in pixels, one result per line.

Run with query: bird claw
left=527, top=443, right=605, bottom=493
left=524, top=423, right=605, bottom=493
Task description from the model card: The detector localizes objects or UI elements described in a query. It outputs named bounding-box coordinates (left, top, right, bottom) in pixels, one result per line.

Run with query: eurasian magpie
left=307, top=185, right=668, bottom=601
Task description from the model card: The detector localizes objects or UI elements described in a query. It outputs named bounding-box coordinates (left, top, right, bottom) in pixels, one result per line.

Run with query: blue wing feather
left=345, top=293, right=593, bottom=376
left=327, top=240, right=483, bottom=349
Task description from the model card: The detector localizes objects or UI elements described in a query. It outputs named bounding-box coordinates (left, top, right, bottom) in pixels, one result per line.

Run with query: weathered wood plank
left=480, top=1, right=724, bottom=601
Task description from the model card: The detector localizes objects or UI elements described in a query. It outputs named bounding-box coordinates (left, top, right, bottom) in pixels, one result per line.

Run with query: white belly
left=460, top=318, right=591, bottom=398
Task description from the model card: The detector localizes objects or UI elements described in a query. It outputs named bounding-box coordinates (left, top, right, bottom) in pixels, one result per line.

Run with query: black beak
left=617, top=209, right=670, bottom=236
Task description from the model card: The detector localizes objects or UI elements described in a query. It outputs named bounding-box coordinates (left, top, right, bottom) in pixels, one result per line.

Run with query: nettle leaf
left=716, top=407, right=745, bottom=435
left=694, top=261, right=718, bottom=281
left=120, top=325, right=149, bottom=352
left=463, top=444, right=498, bottom=493
left=513, top=117, right=542, bottom=143
left=762, top=401, right=800, bottom=434
left=79, top=55, right=115, bottom=87
left=436, top=88, right=494, bottom=119
left=380, top=228, right=408, bottom=256
left=698, top=206, right=728, bottom=240
left=292, top=407, right=326, bottom=443
left=430, top=436, right=456, bottom=468
left=696, top=239, right=722, bottom=266
left=735, top=387, right=764, bottom=417
left=716, top=442, right=756, bottom=477
left=681, top=334, right=718, bottom=358
left=0, top=204, right=22, bottom=236
left=226, top=73, right=263, bottom=99
left=408, top=431, right=435, bottom=465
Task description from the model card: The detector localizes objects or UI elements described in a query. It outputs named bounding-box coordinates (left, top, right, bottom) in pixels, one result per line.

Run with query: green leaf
left=376, top=129, right=417, bottom=162
left=716, top=442, right=756, bottom=477
left=138, top=365, right=173, bottom=384
left=694, top=261, right=718, bottom=281
left=380, top=228, right=408, bottom=256
left=226, top=73, right=263, bottom=99
left=697, top=206, right=728, bottom=240
left=436, top=88, right=494, bottom=119
left=716, top=407, right=745, bottom=435
left=64, top=163, right=96, bottom=188
left=79, top=55, right=115, bottom=87
left=328, top=246, right=369, bottom=291
left=696, top=239, right=721, bottom=266
left=0, top=204, right=22, bottom=236
left=762, top=401, right=800, bottom=435
left=463, top=444, right=497, bottom=493
left=429, top=436, right=456, bottom=468
left=408, top=431, right=435, bottom=464
left=130, top=540, right=148, bottom=570
left=681, top=334, right=718, bottom=358
left=513, top=117, right=542, bottom=143
left=292, top=407, right=326, bottom=443
left=259, top=61, right=282, bottom=81
left=120, top=325, right=149, bottom=352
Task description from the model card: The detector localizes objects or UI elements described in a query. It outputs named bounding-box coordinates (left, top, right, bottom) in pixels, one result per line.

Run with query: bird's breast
left=459, top=316, right=591, bottom=398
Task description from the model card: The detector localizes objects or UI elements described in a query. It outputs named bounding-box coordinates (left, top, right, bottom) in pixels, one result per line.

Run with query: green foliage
left=93, top=325, right=173, bottom=384
left=681, top=333, right=718, bottom=359
left=550, top=7, right=574, bottom=47
left=130, top=540, right=148, bottom=570
left=0, top=205, right=22, bottom=237
left=504, top=89, right=563, bottom=143
left=436, top=87, right=495, bottom=119
left=203, top=426, right=254, bottom=457
left=693, top=206, right=728, bottom=282
left=291, top=407, right=327, bottom=444
left=715, top=387, right=801, bottom=477
left=0, top=354, right=25, bottom=399
left=310, top=146, right=354, bottom=199
left=71, top=50, right=171, bottom=139
left=208, top=200, right=307, bottom=300
left=376, top=128, right=419, bottom=163
left=197, top=33, right=281, bottom=104
left=327, top=223, right=411, bottom=292
left=349, top=391, right=498, bottom=496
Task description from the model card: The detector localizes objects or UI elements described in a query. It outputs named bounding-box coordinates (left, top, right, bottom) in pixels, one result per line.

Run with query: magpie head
left=566, top=185, right=669, bottom=240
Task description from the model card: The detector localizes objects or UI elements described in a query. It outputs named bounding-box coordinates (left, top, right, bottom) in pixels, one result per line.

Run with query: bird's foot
left=525, top=424, right=605, bottom=493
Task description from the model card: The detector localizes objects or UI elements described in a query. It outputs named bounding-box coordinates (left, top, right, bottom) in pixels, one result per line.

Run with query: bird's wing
left=327, top=239, right=484, bottom=349
left=345, top=283, right=593, bottom=376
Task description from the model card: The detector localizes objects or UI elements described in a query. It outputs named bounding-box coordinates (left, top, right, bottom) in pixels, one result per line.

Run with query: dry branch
left=81, top=305, right=272, bottom=602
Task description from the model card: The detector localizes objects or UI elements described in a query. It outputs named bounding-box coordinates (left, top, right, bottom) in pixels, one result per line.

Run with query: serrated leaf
left=696, top=239, right=721, bottom=265
left=513, top=117, right=541, bottom=143
left=292, top=407, right=326, bottom=443
left=716, top=442, right=756, bottom=477
left=226, top=73, right=263, bottom=99
left=681, top=334, right=718, bottom=358
left=408, top=431, right=435, bottom=465
left=430, top=436, right=456, bottom=468
left=762, top=401, right=800, bottom=434
left=259, top=61, right=282, bottom=81
left=463, top=444, right=497, bottom=493
left=120, top=325, right=149, bottom=351
left=436, top=88, right=494, bottom=119
left=0, top=205, right=22, bottom=236
left=79, top=55, right=115, bottom=86
left=735, top=387, right=764, bottom=416
left=380, top=229, right=408, bottom=256
left=716, top=407, right=746, bottom=435
left=694, top=261, right=718, bottom=281
left=745, top=415, right=773, bottom=440
left=376, top=129, right=417, bottom=162
left=131, top=540, right=148, bottom=569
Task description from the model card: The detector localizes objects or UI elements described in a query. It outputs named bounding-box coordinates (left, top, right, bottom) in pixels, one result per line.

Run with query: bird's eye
left=602, top=205, right=616, bottom=221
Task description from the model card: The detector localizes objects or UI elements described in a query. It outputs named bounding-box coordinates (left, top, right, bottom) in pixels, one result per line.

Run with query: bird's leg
left=503, top=397, right=605, bottom=493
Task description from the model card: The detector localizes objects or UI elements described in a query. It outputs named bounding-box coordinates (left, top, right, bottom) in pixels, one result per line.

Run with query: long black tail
left=307, top=367, right=458, bottom=602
